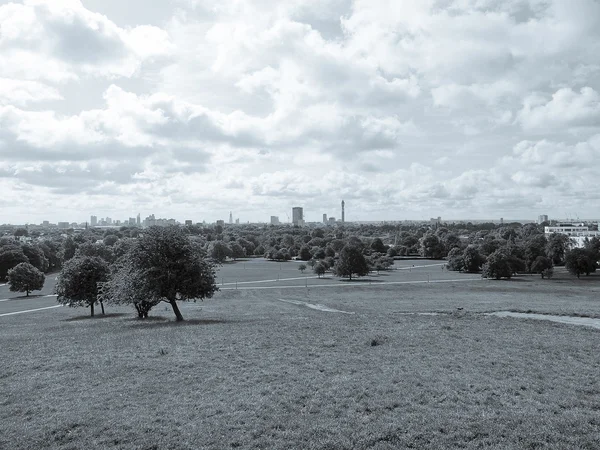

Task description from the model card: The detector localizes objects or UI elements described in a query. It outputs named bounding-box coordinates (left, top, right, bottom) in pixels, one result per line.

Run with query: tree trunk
left=90, top=302, right=95, bottom=317
left=100, top=301, right=105, bottom=315
left=26, top=290, right=29, bottom=297
left=169, top=299, right=184, bottom=321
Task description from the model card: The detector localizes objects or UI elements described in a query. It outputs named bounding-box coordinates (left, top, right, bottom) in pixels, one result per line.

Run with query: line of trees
left=54, top=226, right=218, bottom=321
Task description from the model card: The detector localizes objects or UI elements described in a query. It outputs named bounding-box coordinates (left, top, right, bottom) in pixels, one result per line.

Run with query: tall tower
left=229, top=211, right=233, bottom=224
left=341, top=200, right=345, bottom=223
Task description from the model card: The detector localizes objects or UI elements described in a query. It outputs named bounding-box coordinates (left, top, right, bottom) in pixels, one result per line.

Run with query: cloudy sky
left=1, top=0, right=599, bottom=224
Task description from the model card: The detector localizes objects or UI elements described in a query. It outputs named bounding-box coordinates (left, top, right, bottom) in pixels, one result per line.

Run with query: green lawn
left=1, top=274, right=600, bottom=449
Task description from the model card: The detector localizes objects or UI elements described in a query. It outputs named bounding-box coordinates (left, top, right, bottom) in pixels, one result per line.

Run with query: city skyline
left=1, top=1, right=600, bottom=224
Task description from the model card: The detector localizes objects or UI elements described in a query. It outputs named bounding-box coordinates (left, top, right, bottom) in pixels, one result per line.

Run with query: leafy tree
left=298, top=264, right=307, bottom=274
left=311, top=246, right=326, bottom=259
left=446, top=247, right=465, bottom=272
left=481, top=250, right=512, bottom=280
left=62, top=236, right=78, bottom=262
left=370, top=238, right=387, bottom=253
left=565, top=249, right=596, bottom=279
left=334, top=245, right=369, bottom=280
left=419, top=234, right=445, bottom=259
left=7, top=262, right=45, bottom=296
left=100, top=259, right=161, bottom=319
left=298, top=245, right=312, bottom=261
left=229, top=242, right=246, bottom=260
left=524, top=234, right=547, bottom=272
left=103, top=235, right=119, bottom=246
left=545, top=233, right=571, bottom=265
left=75, top=242, right=116, bottom=264
left=14, top=228, right=29, bottom=237
left=531, top=256, right=553, bottom=278
left=39, top=239, right=62, bottom=271
left=0, top=247, right=29, bottom=281
left=462, top=245, right=484, bottom=273
left=313, top=261, right=327, bottom=278
left=386, top=246, right=397, bottom=257
left=126, top=226, right=218, bottom=321
left=208, top=241, right=231, bottom=263
left=21, top=244, right=49, bottom=273
left=55, top=256, right=111, bottom=316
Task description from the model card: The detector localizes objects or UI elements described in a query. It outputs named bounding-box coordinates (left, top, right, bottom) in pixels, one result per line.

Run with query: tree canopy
left=55, top=256, right=111, bottom=316
left=7, top=262, right=45, bottom=296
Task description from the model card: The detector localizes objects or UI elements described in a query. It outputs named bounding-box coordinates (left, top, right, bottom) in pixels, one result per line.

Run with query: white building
left=545, top=223, right=600, bottom=248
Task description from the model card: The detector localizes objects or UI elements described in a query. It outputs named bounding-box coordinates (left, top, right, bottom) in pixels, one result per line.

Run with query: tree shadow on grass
left=339, top=278, right=386, bottom=283
left=64, top=313, right=129, bottom=322
left=127, top=317, right=235, bottom=328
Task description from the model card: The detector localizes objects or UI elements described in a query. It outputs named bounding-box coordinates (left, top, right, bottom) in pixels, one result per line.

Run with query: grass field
left=1, top=260, right=600, bottom=449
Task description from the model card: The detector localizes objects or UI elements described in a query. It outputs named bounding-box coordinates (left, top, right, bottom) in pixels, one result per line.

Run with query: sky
left=1, top=0, right=599, bottom=225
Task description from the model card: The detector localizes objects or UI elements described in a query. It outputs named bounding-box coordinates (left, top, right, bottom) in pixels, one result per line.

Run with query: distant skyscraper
left=90, top=215, right=97, bottom=227
left=136, top=213, right=141, bottom=226
left=323, top=213, right=327, bottom=224
left=270, top=216, right=280, bottom=225
left=229, top=211, right=233, bottom=224
left=292, top=207, right=304, bottom=226
left=341, top=200, right=345, bottom=223
left=538, top=214, right=549, bottom=224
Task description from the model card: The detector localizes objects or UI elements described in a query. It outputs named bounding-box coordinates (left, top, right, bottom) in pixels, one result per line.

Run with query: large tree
left=419, top=234, right=446, bottom=259
left=7, top=262, right=45, bottom=296
left=462, top=245, right=485, bottom=273
left=545, top=233, right=571, bottom=265
left=334, top=245, right=369, bottom=280
left=565, top=249, right=596, bottom=279
left=55, top=256, right=111, bottom=316
left=127, top=226, right=219, bottom=321
left=208, top=241, right=231, bottom=263
left=481, top=250, right=512, bottom=280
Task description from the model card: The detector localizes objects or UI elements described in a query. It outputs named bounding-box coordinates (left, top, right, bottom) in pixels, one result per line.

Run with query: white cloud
left=0, top=78, right=63, bottom=105
left=2, top=0, right=600, bottom=222
left=517, top=87, right=600, bottom=131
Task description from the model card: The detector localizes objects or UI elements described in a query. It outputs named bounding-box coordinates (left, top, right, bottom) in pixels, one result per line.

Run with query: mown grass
left=1, top=281, right=600, bottom=449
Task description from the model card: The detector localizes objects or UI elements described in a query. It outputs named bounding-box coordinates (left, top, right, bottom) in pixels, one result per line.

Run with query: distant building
left=185, top=220, right=193, bottom=226
left=328, top=217, right=336, bottom=225
left=538, top=215, right=549, bottom=224
left=323, top=214, right=327, bottom=224
left=500, top=218, right=504, bottom=225
left=216, top=220, right=225, bottom=227
left=292, top=207, right=304, bottom=226
left=90, top=215, right=97, bottom=227
left=235, top=218, right=240, bottom=225
left=58, top=222, right=70, bottom=229
left=270, top=216, right=280, bottom=225
left=341, top=200, right=345, bottom=223
left=136, top=214, right=141, bottom=226
left=430, top=216, right=441, bottom=225
left=106, top=217, right=112, bottom=225
left=128, top=217, right=136, bottom=226
left=42, top=221, right=50, bottom=227
left=545, top=223, right=600, bottom=248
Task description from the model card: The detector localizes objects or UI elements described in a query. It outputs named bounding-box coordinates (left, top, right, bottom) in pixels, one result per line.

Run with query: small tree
left=7, top=262, right=45, bottom=296
left=313, top=261, right=327, bottom=278
left=335, top=245, right=369, bottom=280
left=55, top=256, right=110, bottom=316
left=99, top=259, right=161, bottom=319
left=298, top=264, right=307, bottom=274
